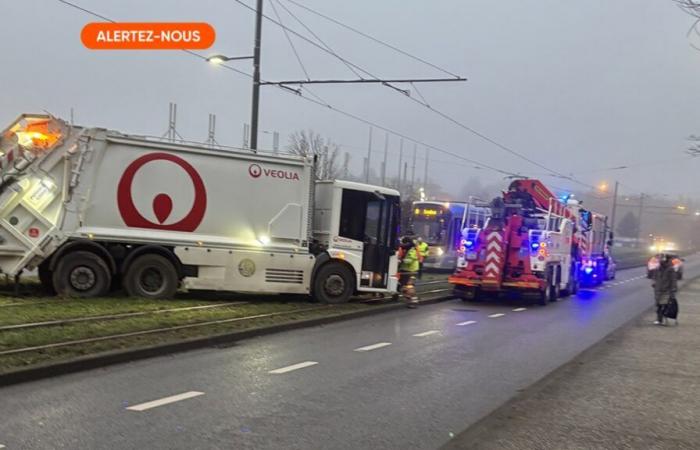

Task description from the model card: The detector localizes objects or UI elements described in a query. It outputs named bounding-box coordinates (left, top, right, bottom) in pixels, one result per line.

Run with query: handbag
left=664, top=296, right=679, bottom=320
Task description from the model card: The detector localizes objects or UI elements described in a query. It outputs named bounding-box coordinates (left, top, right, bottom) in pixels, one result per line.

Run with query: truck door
left=339, top=189, right=399, bottom=289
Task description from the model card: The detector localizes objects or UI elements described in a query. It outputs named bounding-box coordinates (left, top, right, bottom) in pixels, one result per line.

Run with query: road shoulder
left=442, top=277, right=700, bottom=450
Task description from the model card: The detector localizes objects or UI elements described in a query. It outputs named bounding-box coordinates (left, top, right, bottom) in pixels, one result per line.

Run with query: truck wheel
left=313, top=262, right=354, bottom=304
left=124, top=254, right=179, bottom=299
left=538, top=285, right=550, bottom=306
left=455, top=287, right=478, bottom=302
left=52, top=251, right=111, bottom=298
left=549, top=281, right=560, bottom=302
left=38, top=261, right=55, bottom=294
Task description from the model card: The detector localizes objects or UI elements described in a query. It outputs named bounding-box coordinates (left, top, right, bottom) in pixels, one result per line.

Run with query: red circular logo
left=117, top=152, right=207, bottom=232
left=248, top=163, right=262, bottom=178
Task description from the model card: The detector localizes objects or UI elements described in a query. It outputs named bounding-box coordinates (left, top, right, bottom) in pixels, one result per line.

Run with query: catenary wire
left=283, top=0, right=461, bottom=78
left=232, top=0, right=597, bottom=189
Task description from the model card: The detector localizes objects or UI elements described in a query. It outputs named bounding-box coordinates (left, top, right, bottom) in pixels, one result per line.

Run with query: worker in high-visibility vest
left=398, top=236, right=420, bottom=308
left=415, top=237, right=429, bottom=279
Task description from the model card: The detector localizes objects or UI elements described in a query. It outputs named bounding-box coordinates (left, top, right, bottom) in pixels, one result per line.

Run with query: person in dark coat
left=652, top=254, right=677, bottom=325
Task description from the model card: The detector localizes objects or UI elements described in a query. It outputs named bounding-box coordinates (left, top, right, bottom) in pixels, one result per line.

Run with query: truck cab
left=313, top=180, right=400, bottom=301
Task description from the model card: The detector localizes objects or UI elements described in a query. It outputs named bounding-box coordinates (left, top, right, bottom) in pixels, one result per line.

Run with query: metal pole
left=365, top=127, right=373, bottom=183
left=423, top=148, right=430, bottom=189
left=411, top=144, right=417, bottom=194
left=381, top=132, right=389, bottom=185
left=397, top=138, right=403, bottom=191
left=609, top=181, right=619, bottom=236
left=249, top=0, right=264, bottom=152
left=403, top=161, right=408, bottom=189
left=636, top=193, right=645, bottom=247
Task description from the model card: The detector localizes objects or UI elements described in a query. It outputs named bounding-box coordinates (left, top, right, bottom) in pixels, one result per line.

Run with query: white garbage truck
left=0, top=114, right=400, bottom=302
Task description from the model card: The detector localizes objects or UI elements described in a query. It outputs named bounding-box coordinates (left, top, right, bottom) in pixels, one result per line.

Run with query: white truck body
left=0, top=115, right=399, bottom=299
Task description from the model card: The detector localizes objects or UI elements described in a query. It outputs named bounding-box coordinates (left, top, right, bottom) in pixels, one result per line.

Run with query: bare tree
left=674, top=1, right=700, bottom=49
left=287, top=130, right=340, bottom=180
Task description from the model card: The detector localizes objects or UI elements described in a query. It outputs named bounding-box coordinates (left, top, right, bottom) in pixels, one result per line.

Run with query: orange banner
left=81, top=22, right=215, bottom=50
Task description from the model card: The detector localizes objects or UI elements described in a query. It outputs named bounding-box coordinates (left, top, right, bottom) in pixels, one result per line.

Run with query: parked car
left=647, top=253, right=684, bottom=280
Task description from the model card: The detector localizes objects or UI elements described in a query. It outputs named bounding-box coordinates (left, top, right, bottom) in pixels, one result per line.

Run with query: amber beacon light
left=81, top=22, right=215, bottom=50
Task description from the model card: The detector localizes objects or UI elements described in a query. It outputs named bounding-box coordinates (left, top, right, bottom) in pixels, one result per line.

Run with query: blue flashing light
left=465, top=240, right=474, bottom=248
left=531, top=242, right=540, bottom=250
left=584, top=266, right=594, bottom=275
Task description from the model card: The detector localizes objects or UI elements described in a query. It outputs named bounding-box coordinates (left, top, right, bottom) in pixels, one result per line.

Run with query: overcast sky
left=2, top=0, right=699, bottom=200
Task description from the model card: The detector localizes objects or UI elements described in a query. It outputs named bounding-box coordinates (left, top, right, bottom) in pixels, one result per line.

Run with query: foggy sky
left=2, top=0, right=699, bottom=200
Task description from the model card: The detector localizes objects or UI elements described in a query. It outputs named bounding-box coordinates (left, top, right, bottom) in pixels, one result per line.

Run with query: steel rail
left=0, top=302, right=248, bottom=332
left=0, top=305, right=331, bottom=356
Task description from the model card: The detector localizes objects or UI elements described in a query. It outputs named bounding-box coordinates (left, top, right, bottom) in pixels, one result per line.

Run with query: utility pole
left=365, top=127, right=373, bottom=183
left=272, top=131, right=279, bottom=153
left=397, top=138, right=404, bottom=192
left=403, top=161, right=408, bottom=190
left=411, top=144, right=417, bottom=195
left=249, top=0, right=264, bottom=152
left=636, top=193, right=646, bottom=247
left=206, top=113, right=217, bottom=147
left=609, top=181, right=619, bottom=236
left=423, top=148, right=430, bottom=190
left=342, top=152, right=350, bottom=178
left=381, top=132, right=389, bottom=185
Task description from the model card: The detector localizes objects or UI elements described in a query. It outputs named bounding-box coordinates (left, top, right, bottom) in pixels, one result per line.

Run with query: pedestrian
left=415, top=237, right=429, bottom=279
left=652, top=253, right=677, bottom=325
left=398, top=236, right=420, bottom=308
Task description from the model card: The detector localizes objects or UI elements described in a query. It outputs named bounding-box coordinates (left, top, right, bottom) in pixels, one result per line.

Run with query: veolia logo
left=117, top=152, right=207, bottom=232
left=248, top=163, right=262, bottom=178
left=248, top=163, right=300, bottom=181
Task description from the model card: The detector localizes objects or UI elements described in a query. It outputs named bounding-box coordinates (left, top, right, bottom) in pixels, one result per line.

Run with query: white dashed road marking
left=126, top=391, right=204, bottom=412
left=488, top=313, right=505, bottom=318
left=512, top=307, right=527, bottom=312
left=354, top=342, right=392, bottom=352
left=456, top=320, right=477, bottom=326
left=413, top=330, right=440, bottom=337
left=268, top=361, right=318, bottom=374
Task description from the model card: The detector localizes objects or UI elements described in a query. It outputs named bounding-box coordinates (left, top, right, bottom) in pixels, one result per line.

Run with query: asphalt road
left=2, top=256, right=698, bottom=450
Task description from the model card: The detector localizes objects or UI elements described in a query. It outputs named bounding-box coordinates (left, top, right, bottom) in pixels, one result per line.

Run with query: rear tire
left=38, top=261, right=55, bottom=294
left=52, top=251, right=111, bottom=298
left=538, top=285, right=550, bottom=306
left=313, top=262, right=354, bottom=304
left=124, top=254, right=179, bottom=299
left=455, top=286, right=478, bottom=302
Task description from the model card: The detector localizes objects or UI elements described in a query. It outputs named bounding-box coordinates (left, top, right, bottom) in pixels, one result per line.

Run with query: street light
left=598, top=182, right=609, bottom=192
left=206, top=54, right=254, bottom=65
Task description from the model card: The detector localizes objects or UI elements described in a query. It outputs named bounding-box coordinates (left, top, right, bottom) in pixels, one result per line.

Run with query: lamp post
left=599, top=181, right=619, bottom=241
left=206, top=0, right=263, bottom=152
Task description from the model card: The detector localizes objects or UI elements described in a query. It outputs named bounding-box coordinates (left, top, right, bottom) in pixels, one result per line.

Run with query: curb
left=0, top=292, right=454, bottom=387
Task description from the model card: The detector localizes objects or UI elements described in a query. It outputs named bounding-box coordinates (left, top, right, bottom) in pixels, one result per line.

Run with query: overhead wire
left=283, top=0, right=462, bottom=79
left=232, top=0, right=597, bottom=189
left=56, top=0, right=608, bottom=189
left=268, top=0, right=311, bottom=81
left=273, top=0, right=365, bottom=79
left=54, top=0, right=518, bottom=179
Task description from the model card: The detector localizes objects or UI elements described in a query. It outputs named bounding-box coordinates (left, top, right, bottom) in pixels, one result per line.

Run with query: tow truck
left=449, top=179, right=612, bottom=304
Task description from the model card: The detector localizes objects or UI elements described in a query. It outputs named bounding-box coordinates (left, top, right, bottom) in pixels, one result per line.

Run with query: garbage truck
left=0, top=114, right=400, bottom=302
